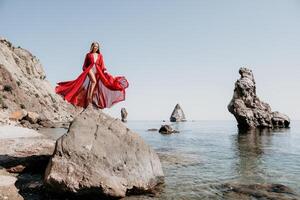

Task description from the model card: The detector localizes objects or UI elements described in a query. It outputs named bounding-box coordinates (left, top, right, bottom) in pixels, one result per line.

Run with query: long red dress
left=55, top=52, right=129, bottom=109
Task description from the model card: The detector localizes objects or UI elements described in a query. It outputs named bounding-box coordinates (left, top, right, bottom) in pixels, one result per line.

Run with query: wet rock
left=159, top=125, right=179, bottom=134
left=170, top=104, right=186, bottom=122
left=228, top=67, right=290, bottom=130
left=219, top=183, right=299, bottom=200
left=121, top=107, right=128, bottom=122
left=44, top=106, right=164, bottom=198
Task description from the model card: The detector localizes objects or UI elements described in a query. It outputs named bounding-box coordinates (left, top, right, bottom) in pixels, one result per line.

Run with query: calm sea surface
left=123, top=120, right=300, bottom=199
left=40, top=120, right=300, bottom=199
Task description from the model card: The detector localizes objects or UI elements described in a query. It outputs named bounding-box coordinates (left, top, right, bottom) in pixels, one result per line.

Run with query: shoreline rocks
left=228, top=67, right=290, bottom=130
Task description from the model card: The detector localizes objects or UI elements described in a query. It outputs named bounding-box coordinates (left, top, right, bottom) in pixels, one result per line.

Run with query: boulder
left=170, top=104, right=186, bottom=122
left=228, top=68, right=290, bottom=130
left=44, top=106, right=164, bottom=198
left=159, top=125, right=179, bottom=134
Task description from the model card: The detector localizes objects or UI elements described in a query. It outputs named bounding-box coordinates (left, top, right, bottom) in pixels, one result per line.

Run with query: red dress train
left=55, top=52, right=129, bottom=109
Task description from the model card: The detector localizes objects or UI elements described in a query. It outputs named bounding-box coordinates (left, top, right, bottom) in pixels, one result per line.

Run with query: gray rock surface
left=0, top=36, right=82, bottom=128
left=170, top=104, right=186, bottom=122
left=121, top=107, right=128, bottom=122
left=228, top=68, right=290, bottom=130
left=44, top=106, right=164, bottom=198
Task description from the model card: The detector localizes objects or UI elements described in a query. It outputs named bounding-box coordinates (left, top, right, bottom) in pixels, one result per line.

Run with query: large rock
left=228, top=68, right=290, bottom=130
left=0, top=36, right=82, bottom=128
left=170, top=103, right=186, bottom=122
left=44, top=106, right=164, bottom=198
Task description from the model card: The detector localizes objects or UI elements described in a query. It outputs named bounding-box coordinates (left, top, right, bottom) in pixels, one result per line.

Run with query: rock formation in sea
left=121, top=107, right=128, bottom=122
left=0, top=36, right=81, bottom=129
left=44, top=105, right=164, bottom=198
left=159, top=124, right=179, bottom=134
left=228, top=67, right=290, bottom=130
left=170, top=103, right=186, bottom=122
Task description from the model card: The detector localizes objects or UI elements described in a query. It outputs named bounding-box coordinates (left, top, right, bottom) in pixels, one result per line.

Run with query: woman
left=55, top=42, right=129, bottom=109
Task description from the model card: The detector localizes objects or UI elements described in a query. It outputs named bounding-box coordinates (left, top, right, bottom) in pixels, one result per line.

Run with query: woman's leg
left=87, top=69, right=97, bottom=104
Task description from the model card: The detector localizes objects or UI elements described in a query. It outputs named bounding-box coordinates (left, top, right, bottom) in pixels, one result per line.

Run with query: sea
left=40, top=120, right=300, bottom=199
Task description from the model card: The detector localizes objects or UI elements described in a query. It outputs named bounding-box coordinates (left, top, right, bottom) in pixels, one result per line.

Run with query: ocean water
left=123, top=120, right=300, bottom=199
left=39, top=120, right=300, bottom=199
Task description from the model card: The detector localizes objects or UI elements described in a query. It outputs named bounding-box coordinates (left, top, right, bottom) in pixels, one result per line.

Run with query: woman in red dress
left=55, top=42, right=129, bottom=109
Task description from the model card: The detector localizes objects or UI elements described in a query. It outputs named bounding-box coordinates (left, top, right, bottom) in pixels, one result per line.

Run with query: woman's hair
left=90, top=41, right=100, bottom=53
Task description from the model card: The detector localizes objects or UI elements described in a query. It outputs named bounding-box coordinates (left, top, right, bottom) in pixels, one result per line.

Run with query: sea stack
left=170, top=103, right=186, bottom=122
left=121, top=107, right=128, bottom=122
left=228, top=67, right=290, bottom=130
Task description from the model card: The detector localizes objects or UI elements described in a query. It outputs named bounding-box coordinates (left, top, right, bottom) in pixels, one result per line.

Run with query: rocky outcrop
left=228, top=68, right=290, bottom=130
left=170, top=104, right=186, bottom=122
left=159, top=125, right=179, bottom=134
left=44, top=106, right=164, bottom=198
left=0, top=37, right=81, bottom=128
left=121, top=107, right=128, bottom=122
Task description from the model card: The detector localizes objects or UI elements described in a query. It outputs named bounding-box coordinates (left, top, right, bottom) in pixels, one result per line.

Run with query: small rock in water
left=159, top=125, right=179, bottom=134
left=121, top=107, right=128, bottom=122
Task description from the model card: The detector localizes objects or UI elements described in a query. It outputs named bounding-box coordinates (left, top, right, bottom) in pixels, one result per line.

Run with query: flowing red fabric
left=55, top=52, right=129, bottom=109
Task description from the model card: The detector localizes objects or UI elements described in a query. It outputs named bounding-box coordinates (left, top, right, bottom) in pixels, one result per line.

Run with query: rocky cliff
left=0, top=37, right=81, bottom=128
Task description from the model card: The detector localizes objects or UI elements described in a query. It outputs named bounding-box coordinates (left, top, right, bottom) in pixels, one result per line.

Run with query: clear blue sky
left=1, top=1, right=300, bottom=120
